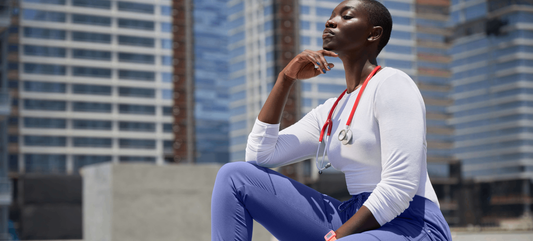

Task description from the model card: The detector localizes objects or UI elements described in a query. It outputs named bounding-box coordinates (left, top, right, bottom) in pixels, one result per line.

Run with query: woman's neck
left=341, top=55, right=379, bottom=94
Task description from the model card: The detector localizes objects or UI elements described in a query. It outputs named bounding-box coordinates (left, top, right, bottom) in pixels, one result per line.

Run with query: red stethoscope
left=315, top=65, right=381, bottom=174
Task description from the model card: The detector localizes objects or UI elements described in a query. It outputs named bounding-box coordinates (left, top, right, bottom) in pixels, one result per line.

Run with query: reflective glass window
left=72, top=84, right=112, bottom=95
left=24, top=27, right=66, bottom=40
left=24, top=117, right=66, bottom=128
left=119, top=121, right=156, bottom=132
left=119, top=104, right=155, bottom=115
left=161, top=39, right=172, bottom=49
left=162, top=106, right=172, bottom=116
left=162, top=89, right=172, bottom=99
left=24, top=135, right=66, bottom=146
left=118, top=87, right=155, bottom=98
left=118, top=35, right=154, bottom=47
left=162, top=72, right=172, bottom=82
left=118, top=52, right=155, bottom=64
left=72, top=31, right=111, bottom=44
left=72, top=0, right=111, bottom=9
left=8, top=63, right=18, bottom=70
left=163, top=123, right=172, bottom=133
left=23, top=0, right=65, bottom=5
left=316, top=7, right=332, bottom=16
left=72, top=49, right=111, bottom=61
left=392, top=16, right=411, bottom=25
left=8, top=135, right=18, bottom=143
left=118, top=18, right=154, bottom=31
left=73, top=155, right=112, bottom=171
left=8, top=117, right=18, bottom=126
left=72, top=119, right=112, bottom=130
left=382, top=1, right=411, bottom=11
left=300, top=20, right=310, bottom=30
left=72, top=66, right=112, bottom=78
left=24, top=45, right=66, bottom=57
left=8, top=44, right=18, bottom=52
left=161, top=5, right=171, bottom=16
left=72, top=102, right=112, bottom=113
left=24, top=99, right=66, bottom=111
left=24, top=81, right=66, bottom=93
left=9, top=155, right=18, bottom=173
left=161, top=22, right=171, bottom=32
left=229, top=2, right=244, bottom=15
left=162, top=56, right=172, bottom=66
left=119, top=138, right=156, bottom=149
left=118, top=69, right=155, bottom=81
left=72, top=14, right=111, bottom=26
left=118, top=1, right=154, bottom=14
left=73, top=137, right=112, bottom=148
left=23, top=9, right=66, bottom=22
left=24, top=154, right=66, bottom=174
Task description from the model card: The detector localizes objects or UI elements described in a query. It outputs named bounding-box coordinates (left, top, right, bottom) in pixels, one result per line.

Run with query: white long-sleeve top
left=245, top=67, right=439, bottom=225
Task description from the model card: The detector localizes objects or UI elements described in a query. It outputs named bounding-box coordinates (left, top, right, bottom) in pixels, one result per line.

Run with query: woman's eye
left=342, top=15, right=353, bottom=20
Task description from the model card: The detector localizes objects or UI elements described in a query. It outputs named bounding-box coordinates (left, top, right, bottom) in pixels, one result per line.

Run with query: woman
left=211, top=0, right=452, bottom=240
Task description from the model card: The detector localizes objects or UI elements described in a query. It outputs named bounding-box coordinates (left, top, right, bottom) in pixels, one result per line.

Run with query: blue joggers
left=211, top=161, right=452, bottom=241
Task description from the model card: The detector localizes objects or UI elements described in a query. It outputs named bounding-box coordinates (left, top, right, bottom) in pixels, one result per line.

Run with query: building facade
left=449, top=0, right=533, bottom=223
left=7, top=0, right=174, bottom=174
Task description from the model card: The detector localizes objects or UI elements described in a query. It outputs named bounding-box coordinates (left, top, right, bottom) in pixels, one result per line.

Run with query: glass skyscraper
left=450, top=0, right=533, bottom=220
left=7, top=0, right=174, bottom=174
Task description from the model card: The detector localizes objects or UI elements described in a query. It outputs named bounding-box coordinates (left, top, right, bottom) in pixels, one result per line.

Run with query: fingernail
left=322, top=69, right=326, bottom=73
left=327, top=66, right=331, bottom=70
left=316, top=62, right=320, bottom=65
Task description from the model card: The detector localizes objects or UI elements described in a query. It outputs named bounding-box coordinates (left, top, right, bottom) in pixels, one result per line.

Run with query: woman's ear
left=368, top=26, right=383, bottom=42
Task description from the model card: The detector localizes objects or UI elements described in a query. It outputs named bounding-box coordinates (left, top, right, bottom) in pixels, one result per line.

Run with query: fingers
left=304, top=50, right=337, bottom=74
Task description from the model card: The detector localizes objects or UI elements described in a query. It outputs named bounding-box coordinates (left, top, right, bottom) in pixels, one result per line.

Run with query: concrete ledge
left=82, top=163, right=273, bottom=241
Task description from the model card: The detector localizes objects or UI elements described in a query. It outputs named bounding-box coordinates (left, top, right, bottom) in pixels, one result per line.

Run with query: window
left=119, top=156, right=155, bottom=162
left=24, top=117, right=66, bottom=128
left=24, top=154, right=66, bottom=174
left=9, top=155, right=18, bottom=173
left=24, top=45, right=66, bottom=57
left=163, top=123, right=172, bottom=133
left=24, top=135, right=66, bottom=146
left=162, top=106, right=172, bottom=116
left=118, top=52, right=154, bottom=64
left=119, top=138, right=156, bottom=149
left=161, top=22, right=171, bottom=32
left=8, top=80, right=18, bottom=89
left=72, top=102, right=112, bottom=113
left=118, top=18, right=154, bottom=31
left=119, top=121, right=156, bottom=132
left=8, top=63, right=18, bottom=70
left=119, top=87, right=155, bottom=98
left=24, top=81, right=66, bottom=93
left=73, top=155, right=112, bottom=171
left=161, top=5, right=171, bottom=16
left=161, top=56, right=172, bottom=66
left=72, top=31, right=111, bottom=44
left=161, top=39, right=172, bottom=49
left=163, top=140, right=172, bottom=150
left=24, top=63, right=66, bottom=75
left=118, top=1, right=154, bottom=14
left=118, top=70, right=155, bottom=81
left=24, top=27, right=66, bottom=40
left=162, top=89, right=172, bottom=99
left=119, top=104, right=155, bottom=115
left=162, top=72, right=172, bottom=82
left=118, top=35, right=154, bottom=47
left=72, top=119, right=112, bottom=130
left=23, top=0, right=65, bottom=5
left=23, top=9, right=66, bottom=22
left=24, top=99, right=66, bottom=111
left=72, top=0, right=111, bottom=9
left=8, top=44, right=18, bottom=52
left=73, top=137, right=112, bottom=148
left=72, top=14, right=111, bottom=26
left=8, top=117, right=18, bottom=126
left=72, top=84, right=112, bottom=95
left=72, top=66, right=112, bottom=78
left=8, top=136, right=18, bottom=143
left=72, top=49, right=111, bottom=60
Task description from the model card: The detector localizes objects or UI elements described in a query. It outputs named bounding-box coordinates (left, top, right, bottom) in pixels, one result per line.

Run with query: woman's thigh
left=213, top=161, right=344, bottom=240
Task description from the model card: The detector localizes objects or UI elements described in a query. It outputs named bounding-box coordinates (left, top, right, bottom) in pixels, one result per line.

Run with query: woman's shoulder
left=373, top=67, right=419, bottom=93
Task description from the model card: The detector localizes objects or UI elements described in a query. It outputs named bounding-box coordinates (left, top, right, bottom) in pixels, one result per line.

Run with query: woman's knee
left=215, top=161, right=258, bottom=183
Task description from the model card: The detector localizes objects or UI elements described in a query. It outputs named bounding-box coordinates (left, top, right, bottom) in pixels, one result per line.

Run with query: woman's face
left=322, top=0, right=372, bottom=53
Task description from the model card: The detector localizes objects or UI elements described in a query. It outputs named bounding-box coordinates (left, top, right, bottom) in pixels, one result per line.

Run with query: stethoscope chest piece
left=338, top=128, right=352, bottom=145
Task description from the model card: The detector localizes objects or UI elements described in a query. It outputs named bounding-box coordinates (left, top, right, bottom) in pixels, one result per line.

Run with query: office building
left=449, top=0, right=533, bottom=223
left=6, top=0, right=174, bottom=173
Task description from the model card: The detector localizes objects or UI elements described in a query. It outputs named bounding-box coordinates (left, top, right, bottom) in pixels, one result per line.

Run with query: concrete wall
left=82, top=163, right=274, bottom=241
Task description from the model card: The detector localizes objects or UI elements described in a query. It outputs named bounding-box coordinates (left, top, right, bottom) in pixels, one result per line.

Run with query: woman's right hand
left=281, top=49, right=338, bottom=80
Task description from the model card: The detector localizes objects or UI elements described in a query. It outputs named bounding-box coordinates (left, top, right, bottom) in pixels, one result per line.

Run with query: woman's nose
left=325, top=18, right=337, bottom=28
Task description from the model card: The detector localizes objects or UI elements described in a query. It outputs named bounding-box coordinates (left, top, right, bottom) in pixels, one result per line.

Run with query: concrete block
left=83, top=163, right=275, bottom=241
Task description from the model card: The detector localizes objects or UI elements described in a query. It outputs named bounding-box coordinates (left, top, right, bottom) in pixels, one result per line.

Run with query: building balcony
left=0, top=90, right=10, bottom=116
